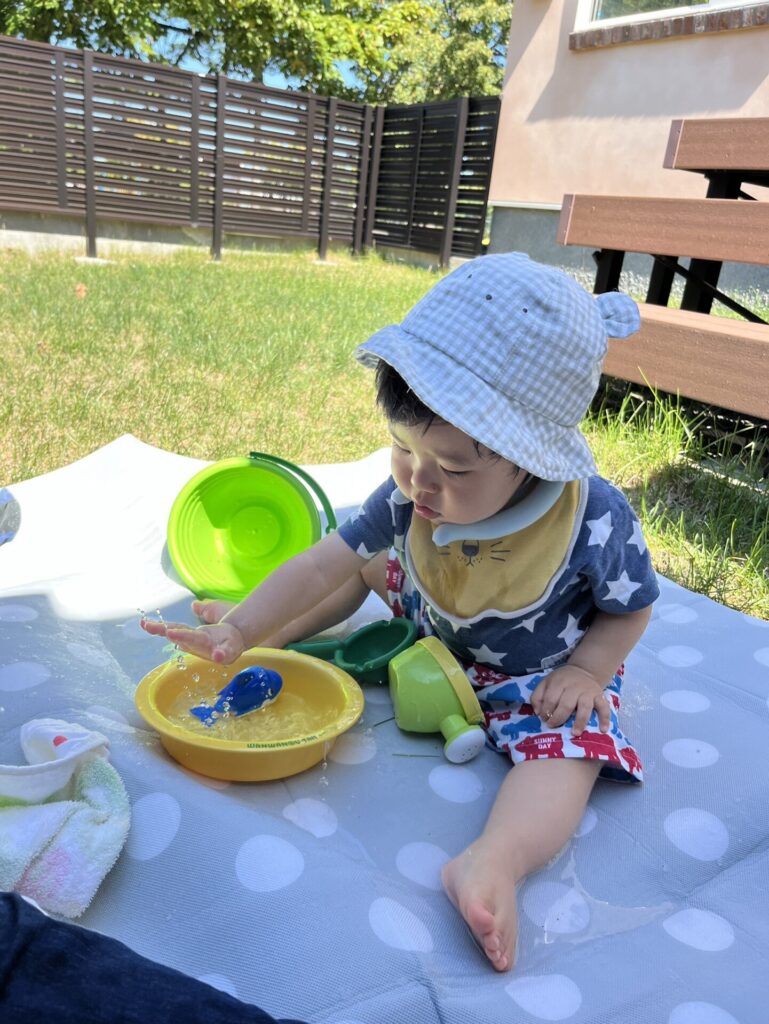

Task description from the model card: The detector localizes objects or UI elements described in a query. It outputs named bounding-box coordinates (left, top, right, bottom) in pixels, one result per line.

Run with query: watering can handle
left=248, top=452, right=337, bottom=533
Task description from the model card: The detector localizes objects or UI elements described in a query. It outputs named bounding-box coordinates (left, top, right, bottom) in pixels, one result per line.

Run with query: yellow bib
left=406, top=481, right=581, bottom=620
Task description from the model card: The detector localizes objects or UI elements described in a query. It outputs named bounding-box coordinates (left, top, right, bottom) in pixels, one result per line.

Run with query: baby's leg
left=442, top=758, right=601, bottom=972
left=192, top=551, right=390, bottom=647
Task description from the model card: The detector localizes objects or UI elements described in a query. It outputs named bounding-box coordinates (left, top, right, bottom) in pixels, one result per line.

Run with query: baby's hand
left=140, top=617, right=246, bottom=665
left=530, top=665, right=611, bottom=736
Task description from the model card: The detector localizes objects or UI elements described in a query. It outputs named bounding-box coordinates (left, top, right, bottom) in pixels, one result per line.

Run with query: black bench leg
left=680, top=258, right=722, bottom=313
left=647, top=255, right=676, bottom=305
left=592, top=249, right=624, bottom=293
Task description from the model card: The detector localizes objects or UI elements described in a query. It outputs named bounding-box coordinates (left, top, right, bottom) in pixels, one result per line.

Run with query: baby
left=143, top=253, right=659, bottom=972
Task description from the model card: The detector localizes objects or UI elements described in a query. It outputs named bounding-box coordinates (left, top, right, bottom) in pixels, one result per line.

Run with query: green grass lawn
left=2, top=246, right=768, bottom=619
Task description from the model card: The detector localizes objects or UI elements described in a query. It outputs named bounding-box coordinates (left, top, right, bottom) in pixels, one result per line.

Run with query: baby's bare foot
left=191, top=599, right=234, bottom=624
left=442, top=844, right=518, bottom=972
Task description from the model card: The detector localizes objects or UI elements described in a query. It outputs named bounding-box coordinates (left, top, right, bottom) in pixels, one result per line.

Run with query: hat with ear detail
left=355, top=252, right=641, bottom=481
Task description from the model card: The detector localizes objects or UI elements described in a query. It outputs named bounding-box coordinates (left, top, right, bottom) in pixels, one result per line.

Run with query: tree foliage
left=0, top=0, right=511, bottom=102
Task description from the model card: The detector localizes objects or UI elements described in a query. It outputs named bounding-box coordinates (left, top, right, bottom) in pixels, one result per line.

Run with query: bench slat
left=558, top=194, right=769, bottom=266
left=665, top=118, right=769, bottom=175
left=605, top=304, right=769, bottom=420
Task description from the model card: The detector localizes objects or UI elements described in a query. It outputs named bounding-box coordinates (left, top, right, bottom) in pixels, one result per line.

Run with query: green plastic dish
left=167, top=452, right=336, bottom=603
left=287, top=617, right=418, bottom=685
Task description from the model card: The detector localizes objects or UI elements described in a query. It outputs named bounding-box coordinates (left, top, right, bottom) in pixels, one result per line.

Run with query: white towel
left=0, top=718, right=130, bottom=918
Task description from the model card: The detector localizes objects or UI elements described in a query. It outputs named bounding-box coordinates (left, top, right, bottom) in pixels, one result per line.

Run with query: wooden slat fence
left=0, top=35, right=499, bottom=264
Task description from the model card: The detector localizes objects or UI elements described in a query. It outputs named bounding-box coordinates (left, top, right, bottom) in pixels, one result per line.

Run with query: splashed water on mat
left=524, top=847, right=675, bottom=965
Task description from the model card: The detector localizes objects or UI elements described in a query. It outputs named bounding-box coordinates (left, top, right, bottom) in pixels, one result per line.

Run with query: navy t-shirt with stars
left=337, top=475, right=659, bottom=676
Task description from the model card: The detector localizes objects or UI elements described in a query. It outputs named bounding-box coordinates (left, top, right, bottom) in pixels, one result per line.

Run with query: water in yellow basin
left=165, top=686, right=341, bottom=742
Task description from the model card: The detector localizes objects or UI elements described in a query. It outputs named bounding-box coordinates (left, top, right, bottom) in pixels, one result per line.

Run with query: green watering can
left=388, top=636, right=486, bottom=763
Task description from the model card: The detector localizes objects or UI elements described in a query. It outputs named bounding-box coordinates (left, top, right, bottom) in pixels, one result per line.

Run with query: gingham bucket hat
left=355, top=252, right=640, bottom=480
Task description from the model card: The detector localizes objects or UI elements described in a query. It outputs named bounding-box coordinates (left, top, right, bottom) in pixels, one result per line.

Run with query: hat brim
left=356, top=325, right=597, bottom=481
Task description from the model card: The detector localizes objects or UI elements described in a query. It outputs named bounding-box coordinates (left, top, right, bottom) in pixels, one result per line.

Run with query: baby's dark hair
left=374, top=359, right=439, bottom=428
left=375, top=360, right=513, bottom=467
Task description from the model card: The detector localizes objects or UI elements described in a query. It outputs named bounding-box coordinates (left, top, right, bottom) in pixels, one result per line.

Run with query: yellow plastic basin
left=135, top=649, right=364, bottom=782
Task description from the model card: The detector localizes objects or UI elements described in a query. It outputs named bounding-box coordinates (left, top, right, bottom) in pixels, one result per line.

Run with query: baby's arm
left=530, top=606, right=652, bottom=735
left=142, top=532, right=367, bottom=663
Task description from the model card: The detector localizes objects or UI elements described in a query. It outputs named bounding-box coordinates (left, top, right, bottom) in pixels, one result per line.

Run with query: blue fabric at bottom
left=0, top=893, right=307, bottom=1024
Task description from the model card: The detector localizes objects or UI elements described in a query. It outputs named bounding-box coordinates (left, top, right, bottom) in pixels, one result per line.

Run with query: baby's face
left=388, top=420, right=527, bottom=527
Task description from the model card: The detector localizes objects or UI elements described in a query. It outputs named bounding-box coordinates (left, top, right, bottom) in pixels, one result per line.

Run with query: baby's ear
left=594, top=292, right=641, bottom=339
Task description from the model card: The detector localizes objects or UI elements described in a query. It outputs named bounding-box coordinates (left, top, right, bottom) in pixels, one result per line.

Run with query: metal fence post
left=363, top=106, right=384, bottom=251
left=302, top=97, right=316, bottom=237
left=82, top=50, right=97, bottom=258
left=190, top=75, right=200, bottom=227
left=211, top=74, right=226, bottom=261
left=318, top=96, right=337, bottom=261
left=439, top=96, right=469, bottom=269
left=54, top=50, right=68, bottom=210
left=353, top=105, right=373, bottom=255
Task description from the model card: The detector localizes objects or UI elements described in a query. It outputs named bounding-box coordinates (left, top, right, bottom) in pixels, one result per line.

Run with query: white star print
left=468, top=643, right=507, bottom=667
left=355, top=542, right=377, bottom=559
left=513, top=612, right=546, bottom=633
left=604, top=571, right=643, bottom=605
left=586, top=510, right=613, bottom=547
left=627, top=520, right=647, bottom=553
left=557, top=614, right=585, bottom=648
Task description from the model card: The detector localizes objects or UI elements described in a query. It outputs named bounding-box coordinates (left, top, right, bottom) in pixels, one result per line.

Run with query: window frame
left=574, top=0, right=752, bottom=30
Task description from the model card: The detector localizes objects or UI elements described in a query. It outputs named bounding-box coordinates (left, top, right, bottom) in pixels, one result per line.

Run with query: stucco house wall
left=488, top=0, right=769, bottom=294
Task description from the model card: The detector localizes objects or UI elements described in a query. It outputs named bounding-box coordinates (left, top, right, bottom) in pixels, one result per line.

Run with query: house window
left=581, top=0, right=747, bottom=24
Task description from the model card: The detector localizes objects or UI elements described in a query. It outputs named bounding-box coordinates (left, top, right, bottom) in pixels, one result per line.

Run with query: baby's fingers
left=595, top=692, right=612, bottom=733
left=164, top=626, right=216, bottom=659
left=571, top=693, right=596, bottom=735
left=140, top=617, right=187, bottom=638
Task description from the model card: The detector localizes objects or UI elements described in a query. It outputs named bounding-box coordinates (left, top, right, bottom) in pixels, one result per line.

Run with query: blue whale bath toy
left=190, top=666, right=283, bottom=727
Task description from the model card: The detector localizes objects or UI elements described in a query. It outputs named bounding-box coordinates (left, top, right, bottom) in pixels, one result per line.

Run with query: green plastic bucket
left=167, top=452, right=337, bottom=603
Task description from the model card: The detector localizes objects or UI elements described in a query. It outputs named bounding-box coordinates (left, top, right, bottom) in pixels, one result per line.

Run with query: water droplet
left=191, top=673, right=200, bottom=683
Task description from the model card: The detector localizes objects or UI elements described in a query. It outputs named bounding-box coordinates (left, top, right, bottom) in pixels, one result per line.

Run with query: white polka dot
left=657, top=646, right=703, bottom=668
left=574, top=807, right=597, bottom=837
left=66, top=642, right=112, bottom=667
left=328, top=731, right=377, bottom=764
left=235, top=835, right=304, bottom=891
left=522, top=882, right=590, bottom=934
left=664, top=808, right=729, bottom=861
left=754, top=647, right=769, bottom=667
left=395, top=842, right=449, bottom=890
left=669, top=1001, right=740, bottom=1024
left=0, top=604, right=38, bottom=622
left=662, top=908, right=735, bottom=951
left=84, top=706, right=135, bottom=734
left=428, top=764, right=484, bottom=803
left=662, top=738, right=720, bottom=769
left=660, top=690, right=711, bottom=713
left=198, top=974, right=238, bottom=999
left=368, top=897, right=434, bottom=952
left=506, top=974, right=583, bottom=1020
left=0, top=661, right=51, bottom=692
left=283, top=798, right=338, bottom=838
left=656, top=604, right=699, bottom=624
left=126, top=793, right=181, bottom=860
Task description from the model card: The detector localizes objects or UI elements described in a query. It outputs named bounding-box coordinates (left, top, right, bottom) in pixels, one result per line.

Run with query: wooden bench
left=557, top=117, right=769, bottom=421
